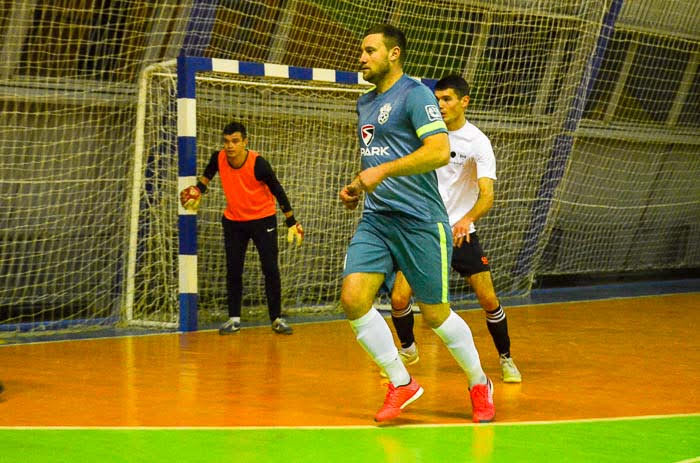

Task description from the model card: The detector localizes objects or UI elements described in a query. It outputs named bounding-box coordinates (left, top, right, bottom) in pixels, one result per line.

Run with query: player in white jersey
left=339, top=25, right=494, bottom=423
left=388, top=74, right=522, bottom=384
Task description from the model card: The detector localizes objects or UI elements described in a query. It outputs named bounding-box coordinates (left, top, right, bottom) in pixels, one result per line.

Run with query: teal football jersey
left=357, top=74, right=448, bottom=222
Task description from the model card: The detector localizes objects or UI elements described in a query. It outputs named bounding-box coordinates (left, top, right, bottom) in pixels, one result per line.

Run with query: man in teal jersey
left=339, top=24, right=494, bottom=423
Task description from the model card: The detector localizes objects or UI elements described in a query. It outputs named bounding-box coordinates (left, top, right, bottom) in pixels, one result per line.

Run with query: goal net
left=129, top=60, right=373, bottom=327
left=1, top=0, right=698, bottom=334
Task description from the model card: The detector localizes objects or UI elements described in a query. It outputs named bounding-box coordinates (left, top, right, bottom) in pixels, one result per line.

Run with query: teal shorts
left=343, top=212, right=452, bottom=304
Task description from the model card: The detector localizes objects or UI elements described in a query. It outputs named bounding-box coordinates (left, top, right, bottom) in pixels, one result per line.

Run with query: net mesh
left=0, top=0, right=698, bottom=331
left=133, top=71, right=363, bottom=324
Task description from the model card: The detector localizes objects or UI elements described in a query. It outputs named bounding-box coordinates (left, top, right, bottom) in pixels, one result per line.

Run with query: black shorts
left=451, top=232, right=491, bottom=277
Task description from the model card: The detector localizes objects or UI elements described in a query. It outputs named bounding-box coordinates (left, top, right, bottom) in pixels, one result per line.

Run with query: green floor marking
left=2, top=416, right=698, bottom=463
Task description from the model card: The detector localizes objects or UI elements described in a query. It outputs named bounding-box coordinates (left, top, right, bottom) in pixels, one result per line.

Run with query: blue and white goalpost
left=127, top=55, right=438, bottom=331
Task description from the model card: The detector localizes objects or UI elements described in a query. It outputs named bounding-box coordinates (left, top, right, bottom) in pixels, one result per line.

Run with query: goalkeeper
left=179, top=121, right=303, bottom=335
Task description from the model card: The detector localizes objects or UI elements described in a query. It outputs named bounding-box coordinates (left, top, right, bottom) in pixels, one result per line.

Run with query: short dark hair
left=222, top=121, right=247, bottom=139
left=363, top=24, right=407, bottom=64
left=435, top=74, right=470, bottom=99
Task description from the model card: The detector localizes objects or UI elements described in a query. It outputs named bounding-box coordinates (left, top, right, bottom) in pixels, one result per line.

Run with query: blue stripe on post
left=178, top=136, right=197, bottom=176
left=179, top=293, right=198, bottom=332
left=239, top=61, right=265, bottom=76
left=177, top=55, right=213, bottom=99
left=335, top=71, right=358, bottom=84
left=178, top=215, right=198, bottom=255
left=289, top=66, right=313, bottom=81
left=176, top=56, right=213, bottom=332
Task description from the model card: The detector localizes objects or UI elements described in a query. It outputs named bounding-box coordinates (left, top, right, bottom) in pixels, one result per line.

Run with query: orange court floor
left=0, top=292, right=698, bottom=427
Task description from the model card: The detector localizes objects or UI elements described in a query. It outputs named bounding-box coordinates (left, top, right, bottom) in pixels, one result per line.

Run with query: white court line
left=0, top=412, right=698, bottom=431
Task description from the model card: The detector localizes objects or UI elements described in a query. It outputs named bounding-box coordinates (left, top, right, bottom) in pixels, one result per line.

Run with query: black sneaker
left=271, top=318, right=293, bottom=335
left=219, top=318, right=240, bottom=335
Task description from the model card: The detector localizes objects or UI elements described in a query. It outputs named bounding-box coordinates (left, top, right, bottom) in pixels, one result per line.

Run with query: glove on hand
left=287, top=222, right=304, bottom=246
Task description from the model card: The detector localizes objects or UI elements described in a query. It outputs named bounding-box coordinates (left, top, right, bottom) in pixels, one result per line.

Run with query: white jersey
left=436, top=121, right=496, bottom=232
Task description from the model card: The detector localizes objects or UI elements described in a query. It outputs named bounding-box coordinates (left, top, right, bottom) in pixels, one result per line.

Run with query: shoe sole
left=501, top=368, right=522, bottom=383
left=401, top=386, right=424, bottom=409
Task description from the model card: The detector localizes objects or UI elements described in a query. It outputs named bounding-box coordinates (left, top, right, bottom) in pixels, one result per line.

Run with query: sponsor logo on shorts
left=481, top=256, right=489, bottom=266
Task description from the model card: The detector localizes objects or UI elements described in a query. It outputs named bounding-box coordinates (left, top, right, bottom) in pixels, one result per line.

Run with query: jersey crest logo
left=378, top=103, right=392, bottom=124
left=425, top=104, right=441, bottom=121
left=361, top=124, right=375, bottom=146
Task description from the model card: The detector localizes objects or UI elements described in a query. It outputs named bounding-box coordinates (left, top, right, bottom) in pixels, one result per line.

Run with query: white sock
left=432, top=310, right=487, bottom=387
left=349, top=307, right=410, bottom=386
left=230, top=317, right=240, bottom=323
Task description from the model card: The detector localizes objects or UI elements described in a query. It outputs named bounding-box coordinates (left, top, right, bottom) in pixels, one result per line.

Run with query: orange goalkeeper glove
left=179, top=185, right=202, bottom=211
left=286, top=221, right=304, bottom=247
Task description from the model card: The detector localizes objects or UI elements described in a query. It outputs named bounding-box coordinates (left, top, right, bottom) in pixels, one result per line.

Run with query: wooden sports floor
left=1, top=292, right=699, bottom=462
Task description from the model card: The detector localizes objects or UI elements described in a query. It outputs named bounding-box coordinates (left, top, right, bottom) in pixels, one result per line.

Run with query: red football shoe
left=374, top=377, right=423, bottom=422
left=469, top=378, right=495, bottom=423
